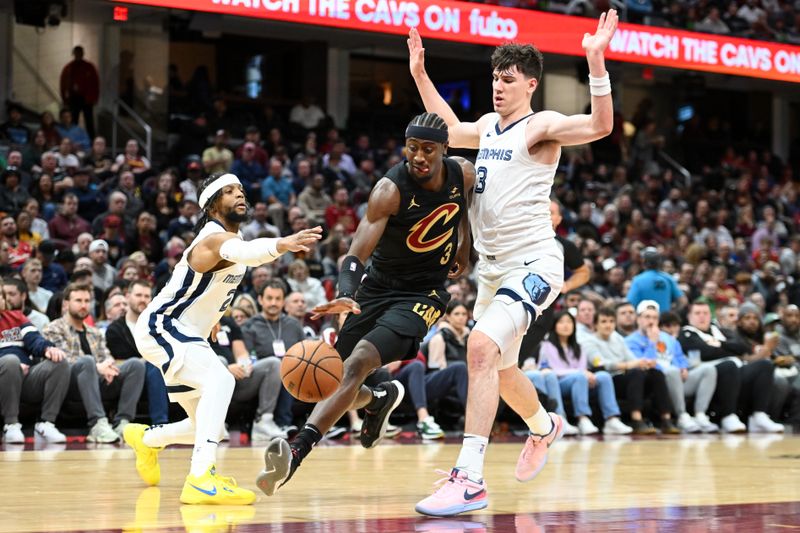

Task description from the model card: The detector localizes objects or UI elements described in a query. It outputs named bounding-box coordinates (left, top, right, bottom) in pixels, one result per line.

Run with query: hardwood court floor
left=1, top=434, right=799, bottom=532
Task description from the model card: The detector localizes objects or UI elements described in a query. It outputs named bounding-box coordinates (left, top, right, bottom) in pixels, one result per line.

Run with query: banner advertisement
left=114, top=0, right=800, bottom=83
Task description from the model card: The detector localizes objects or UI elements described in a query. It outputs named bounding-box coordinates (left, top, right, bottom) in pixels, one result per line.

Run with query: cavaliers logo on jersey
left=406, top=203, right=459, bottom=253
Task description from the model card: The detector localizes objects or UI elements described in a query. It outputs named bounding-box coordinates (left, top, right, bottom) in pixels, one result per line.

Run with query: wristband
left=336, top=255, right=365, bottom=299
left=588, top=73, right=611, bottom=96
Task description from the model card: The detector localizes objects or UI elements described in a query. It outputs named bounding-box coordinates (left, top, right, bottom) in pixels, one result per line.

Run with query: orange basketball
left=280, top=340, right=343, bottom=403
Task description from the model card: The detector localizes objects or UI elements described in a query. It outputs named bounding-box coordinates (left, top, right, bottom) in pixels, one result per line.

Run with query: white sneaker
left=577, top=417, right=599, bottom=435
left=88, top=417, right=120, bottom=443
left=3, top=423, right=25, bottom=444
left=113, top=419, right=130, bottom=438
left=693, top=412, right=719, bottom=433
left=220, top=425, right=230, bottom=442
left=34, top=421, right=65, bottom=443
left=748, top=412, right=785, bottom=433
left=251, top=414, right=288, bottom=441
left=721, top=414, right=747, bottom=434
left=350, top=418, right=363, bottom=434
left=562, top=420, right=579, bottom=436
left=602, top=417, right=633, bottom=435
left=416, top=416, right=445, bottom=440
left=677, top=412, right=702, bottom=433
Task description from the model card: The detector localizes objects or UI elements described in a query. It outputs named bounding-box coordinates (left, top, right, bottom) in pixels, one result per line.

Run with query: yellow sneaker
left=180, top=505, right=256, bottom=533
left=123, top=423, right=162, bottom=486
left=180, top=466, right=256, bottom=505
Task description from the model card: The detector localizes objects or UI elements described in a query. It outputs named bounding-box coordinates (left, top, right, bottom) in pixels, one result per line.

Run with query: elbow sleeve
left=219, top=237, right=281, bottom=267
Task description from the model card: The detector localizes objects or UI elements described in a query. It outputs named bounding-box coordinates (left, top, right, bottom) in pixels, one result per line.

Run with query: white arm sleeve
left=219, top=237, right=282, bottom=267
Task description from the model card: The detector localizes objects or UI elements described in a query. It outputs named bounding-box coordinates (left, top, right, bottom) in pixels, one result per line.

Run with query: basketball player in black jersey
left=256, top=113, right=476, bottom=496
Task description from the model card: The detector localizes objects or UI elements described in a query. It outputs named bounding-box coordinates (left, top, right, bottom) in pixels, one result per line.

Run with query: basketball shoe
left=124, top=423, right=163, bottom=486
left=415, top=468, right=488, bottom=517
left=360, top=380, right=405, bottom=448
left=180, top=465, right=256, bottom=505
left=256, top=437, right=296, bottom=496
left=515, top=412, right=563, bottom=482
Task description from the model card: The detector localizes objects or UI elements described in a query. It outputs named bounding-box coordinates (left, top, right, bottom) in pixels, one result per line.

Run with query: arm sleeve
left=219, top=237, right=282, bottom=267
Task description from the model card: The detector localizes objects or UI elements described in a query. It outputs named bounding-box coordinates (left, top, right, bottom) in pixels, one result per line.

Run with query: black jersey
left=369, top=158, right=466, bottom=290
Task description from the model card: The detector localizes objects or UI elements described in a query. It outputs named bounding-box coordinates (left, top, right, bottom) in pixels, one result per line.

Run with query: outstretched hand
left=278, top=226, right=323, bottom=254
left=407, top=27, right=426, bottom=79
left=311, top=297, right=361, bottom=320
left=582, top=9, right=618, bottom=55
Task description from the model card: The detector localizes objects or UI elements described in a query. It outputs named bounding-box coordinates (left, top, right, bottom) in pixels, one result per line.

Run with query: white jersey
left=470, top=112, right=559, bottom=257
left=141, top=220, right=247, bottom=342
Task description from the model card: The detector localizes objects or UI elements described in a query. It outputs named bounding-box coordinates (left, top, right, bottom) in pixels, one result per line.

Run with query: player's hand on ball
left=407, top=28, right=427, bottom=79
left=582, top=9, right=618, bottom=54
left=277, top=226, right=323, bottom=253
left=311, top=297, right=361, bottom=320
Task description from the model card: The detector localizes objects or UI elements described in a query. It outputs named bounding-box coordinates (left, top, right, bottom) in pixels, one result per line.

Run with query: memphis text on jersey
left=476, top=148, right=513, bottom=161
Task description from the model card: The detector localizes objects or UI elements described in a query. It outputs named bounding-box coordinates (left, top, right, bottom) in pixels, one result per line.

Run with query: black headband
left=405, top=125, right=448, bottom=144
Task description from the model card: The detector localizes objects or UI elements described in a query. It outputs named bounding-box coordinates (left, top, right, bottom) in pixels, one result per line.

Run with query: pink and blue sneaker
left=515, top=412, right=563, bottom=482
left=415, top=468, right=488, bottom=517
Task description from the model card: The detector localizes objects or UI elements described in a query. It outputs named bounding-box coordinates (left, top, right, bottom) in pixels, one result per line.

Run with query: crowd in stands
left=476, top=0, right=800, bottom=44
left=1, top=58, right=799, bottom=445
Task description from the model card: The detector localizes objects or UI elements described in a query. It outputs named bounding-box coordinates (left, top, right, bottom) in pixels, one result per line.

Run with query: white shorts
left=135, top=312, right=224, bottom=402
left=473, top=239, right=564, bottom=368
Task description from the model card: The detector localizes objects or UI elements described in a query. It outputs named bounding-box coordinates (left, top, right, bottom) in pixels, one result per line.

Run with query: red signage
left=113, top=0, right=800, bottom=83
left=113, top=6, right=129, bottom=21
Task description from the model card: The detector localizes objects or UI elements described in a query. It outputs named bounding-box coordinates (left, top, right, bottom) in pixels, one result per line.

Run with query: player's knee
left=341, top=353, right=376, bottom=385
left=466, top=332, right=500, bottom=372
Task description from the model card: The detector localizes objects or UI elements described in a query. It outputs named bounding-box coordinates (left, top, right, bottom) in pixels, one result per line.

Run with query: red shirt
left=59, top=59, right=100, bottom=104
left=324, top=205, right=359, bottom=235
left=48, top=213, right=92, bottom=245
left=6, top=240, right=33, bottom=269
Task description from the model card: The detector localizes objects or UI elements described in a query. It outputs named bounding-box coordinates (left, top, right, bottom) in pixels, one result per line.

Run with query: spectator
left=230, top=142, right=266, bottom=202
left=624, top=301, right=707, bottom=433
left=614, top=301, right=636, bottom=337
left=48, top=193, right=91, bottom=245
left=230, top=306, right=253, bottom=327
left=538, top=311, right=632, bottom=435
left=284, top=291, right=319, bottom=338
left=96, top=292, right=127, bottom=333
left=6, top=151, right=32, bottom=190
left=235, top=126, right=269, bottom=167
left=178, top=157, right=204, bottom=202
left=208, top=316, right=287, bottom=441
left=84, top=136, right=114, bottom=179
left=1, top=215, right=33, bottom=269
left=167, top=199, right=199, bottom=239
left=289, top=96, right=326, bottom=134
left=55, top=109, right=91, bottom=153
left=241, top=281, right=304, bottom=433
left=2, top=277, right=50, bottom=331
left=241, top=202, right=280, bottom=241
left=202, top=130, right=233, bottom=174
left=286, top=259, right=328, bottom=310
left=22, top=258, right=53, bottom=313
left=37, top=241, right=68, bottom=293
left=297, top=173, right=332, bottom=227
left=324, top=187, right=359, bottom=235
left=0, top=166, right=30, bottom=216
left=38, top=111, right=61, bottom=149
left=696, top=7, right=730, bottom=34
left=261, top=158, right=296, bottom=234
left=105, top=280, right=169, bottom=425
left=627, top=247, right=686, bottom=312
left=678, top=300, right=783, bottom=433
left=16, top=211, right=41, bottom=248
left=43, top=283, right=146, bottom=442
left=88, top=240, right=117, bottom=293
left=127, top=212, right=162, bottom=264
left=112, top=140, right=151, bottom=177
left=59, top=46, right=99, bottom=139
left=68, top=167, right=105, bottom=223
left=1, top=104, right=31, bottom=147
left=575, top=298, right=596, bottom=342
left=0, top=287, right=69, bottom=443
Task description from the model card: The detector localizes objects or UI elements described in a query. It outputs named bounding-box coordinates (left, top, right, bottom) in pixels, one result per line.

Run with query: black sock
left=364, top=385, right=389, bottom=413
left=290, top=423, right=322, bottom=463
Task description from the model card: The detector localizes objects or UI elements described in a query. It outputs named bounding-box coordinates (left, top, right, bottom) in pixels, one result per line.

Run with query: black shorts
left=335, top=278, right=449, bottom=365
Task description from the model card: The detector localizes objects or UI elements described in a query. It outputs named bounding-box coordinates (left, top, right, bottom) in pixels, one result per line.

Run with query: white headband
left=198, top=174, right=242, bottom=209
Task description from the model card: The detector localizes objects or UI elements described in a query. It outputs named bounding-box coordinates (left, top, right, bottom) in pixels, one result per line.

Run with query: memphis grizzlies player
left=409, top=11, right=619, bottom=516
left=124, top=172, right=321, bottom=505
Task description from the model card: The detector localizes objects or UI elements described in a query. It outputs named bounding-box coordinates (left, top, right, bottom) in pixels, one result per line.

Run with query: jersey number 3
left=475, top=166, right=487, bottom=194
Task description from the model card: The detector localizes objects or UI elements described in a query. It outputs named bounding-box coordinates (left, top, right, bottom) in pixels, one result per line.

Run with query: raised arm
left=526, top=10, right=618, bottom=148
left=311, top=178, right=400, bottom=317
left=408, top=28, right=486, bottom=149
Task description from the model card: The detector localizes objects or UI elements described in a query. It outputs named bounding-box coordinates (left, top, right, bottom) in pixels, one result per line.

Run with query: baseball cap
left=636, top=300, right=660, bottom=315
left=89, top=239, right=109, bottom=253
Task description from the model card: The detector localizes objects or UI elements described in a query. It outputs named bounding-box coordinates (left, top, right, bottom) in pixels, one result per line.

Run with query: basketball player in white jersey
left=123, top=172, right=321, bottom=505
left=409, top=11, right=619, bottom=516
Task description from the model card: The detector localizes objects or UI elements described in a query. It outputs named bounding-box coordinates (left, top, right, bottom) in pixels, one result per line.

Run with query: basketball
left=280, top=340, right=343, bottom=403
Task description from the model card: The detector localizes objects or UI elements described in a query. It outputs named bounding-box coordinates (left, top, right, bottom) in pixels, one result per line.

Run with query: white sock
left=524, top=405, right=553, bottom=436
left=142, top=419, right=195, bottom=448
left=189, top=372, right=235, bottom=477
left=455, top=434, right=489, bottom=482
left=190, top=440, right=218, bottom=477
